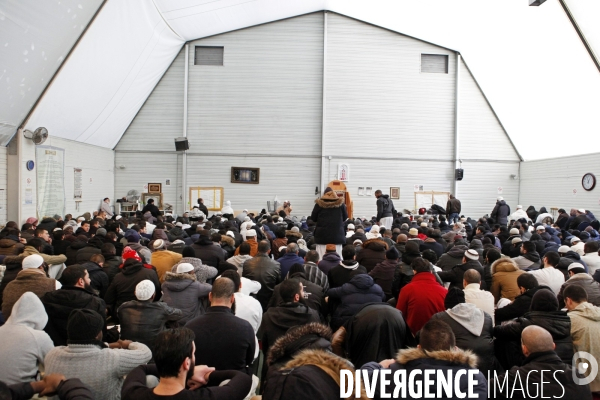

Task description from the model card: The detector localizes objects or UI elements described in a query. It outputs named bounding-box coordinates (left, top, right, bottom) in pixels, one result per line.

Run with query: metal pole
left=320, top=12, right=328, bottom=193
left=182, top=44, right=189, bottom=214
left=453, top=53, right=461, bottom=197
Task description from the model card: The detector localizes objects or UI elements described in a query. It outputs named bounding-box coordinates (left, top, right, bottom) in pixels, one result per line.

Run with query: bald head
left=287, top=243, right=299, bottom=254
left=397, top=234, right=407, bottom=243
left=463, top=269, right=481, bottom=285
left=521, top=325, right=555, bottom=356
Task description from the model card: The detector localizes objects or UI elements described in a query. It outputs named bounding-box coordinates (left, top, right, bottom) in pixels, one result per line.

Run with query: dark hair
left=106, top=231, right=117, bottom=241
left=60, top=265, right=87, bottom=286
left=147, top=199, right=154, bottom=204
left=102, top=243, right=116, bottom=254
left=411, top=257, right=430, bottom=274
left=563, top=284, right=588, bottom=303
left=305, top=250, right=319, bottom=263
left=239, top=242, right=251, bottom=255
left=522, top=241, right=536, bottom=253
left=342, top=245, right=356, bottom=261
left=543, top=251, right=560, bottom=267
left=27, top=237, right=45, bottom=250
left=34, top=228, right=48, bottom=237
left=569, top=266, right=586, bottom=275
left=419, top=319, right=456, bottom=351
left=80, top=220, right=90, bottom=227
left=211, top=233, right=221, bottom=243
left=517, top=273, right=539, bottom=291
left=90, top=254, right=105, bottom=264
left=21, top=223, right=32, bottom=231
left=211, top=277, right=235, bottom=300
left=584, top=241, right=600, bottom=254
left=486, top=248, right=502, bottom=264
left=104, top=197, right=109, bottom=201
left=421, top=249, right=438, bottom=264
left=258, top=240, right=271, bottom=254
left=220, top=270, right=240, bottom=291
left=279, top=278, right=302, bottom=303
left=275, top=228, right=286, bottom=239
left=182, top=246, right=196, bottom=258
left=53, top=230, right=65, bottom=241
left=154, top=328, right=195, bottom=378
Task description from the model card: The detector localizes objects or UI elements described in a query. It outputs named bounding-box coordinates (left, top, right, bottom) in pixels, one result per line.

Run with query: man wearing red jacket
left=396, top=257, right=447, bottom=336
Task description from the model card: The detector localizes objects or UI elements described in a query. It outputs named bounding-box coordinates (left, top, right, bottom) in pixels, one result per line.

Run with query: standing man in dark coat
left=491, top=196, right=511, bottom=226
left=310, top=188, right=347, bottom=259
left=141, top=198, right=160, bottom=218
left=197, top=198, right=209, bottom=217
left=375, top=189, right=395, bottom=230
left=446, top=194, right=461, bottom=224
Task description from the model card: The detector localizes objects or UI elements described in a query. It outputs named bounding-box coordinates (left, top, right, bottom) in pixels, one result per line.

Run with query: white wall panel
left=324, top=13, right=456, bottom=155
left=458, top=60, right=520, bottom=161
left=186, top=13, right=324, bottom=155
left=0, top=147, right=7, bottom=225
left=520, top=153, right=600, bottom=215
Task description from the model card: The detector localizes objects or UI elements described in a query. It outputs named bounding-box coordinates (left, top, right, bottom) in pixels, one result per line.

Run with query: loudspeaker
left=455, top=168, right=464, bottom=181
left=174, top=137, right=189, bottom=151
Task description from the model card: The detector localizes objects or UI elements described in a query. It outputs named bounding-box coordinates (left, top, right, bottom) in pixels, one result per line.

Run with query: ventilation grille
left=195, top=46, right=224, bottom=66
left=421, top=54, right=448, bottom=73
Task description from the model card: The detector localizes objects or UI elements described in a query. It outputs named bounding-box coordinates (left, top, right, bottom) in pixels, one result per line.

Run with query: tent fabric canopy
left=2, top=0, right=599, bottom=157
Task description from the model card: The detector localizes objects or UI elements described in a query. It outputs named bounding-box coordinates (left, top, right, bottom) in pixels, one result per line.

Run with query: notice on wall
left=74, top=168, right=82, bottom=199
left=189, top=187, right=223, bottom=211
left=36, top=146, right=65, bottom=218
left=24, top=188, right=33, bottom=205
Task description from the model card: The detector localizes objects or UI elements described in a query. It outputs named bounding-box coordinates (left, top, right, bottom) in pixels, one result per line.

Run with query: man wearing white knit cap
left=438, top=249, right=486, bottom=291
left=345, top=223, right=355, bottom=238
left=118, top=280, right=183, bottom=351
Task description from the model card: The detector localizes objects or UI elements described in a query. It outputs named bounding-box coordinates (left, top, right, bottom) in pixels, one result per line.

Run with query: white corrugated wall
left=520, top=153, right=600, bottom=215
left=0, top=146, right=7, bottom=225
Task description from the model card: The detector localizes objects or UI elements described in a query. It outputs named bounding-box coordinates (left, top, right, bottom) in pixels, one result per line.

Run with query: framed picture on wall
left=148, top=183, right=162, bottom=193
left=390, top=187, right=400, bottom=199
left=142, top=193, right=163, bottom=209
left=231, top=167, right=260, bottom=184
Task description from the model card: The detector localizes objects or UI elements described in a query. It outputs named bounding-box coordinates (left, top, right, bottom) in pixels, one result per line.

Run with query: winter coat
left=233, top=237, right=258, bottom=257
left=161, top=271, right=211, bottom=326
left=150, top=249, right=183, bottom=282
left=327, top=260, right=368, bottom=289
left=102, top=254, right=123, bottom=284
left=310, top=195, right=348, bottom=245
left=41, top=286, right=107, bottom=346
left=0, top=237, right=24, bottom=256
left=493, top=310, right=573, bottom=366
left=361, top=347, right=487, bottom=400
left=512, top=250, right=541, bottom=270
left=491, top=200, right=511, bottom=225
left=81, top=261, right=109, bottom=298
left=37, top=218, right=57, bottom=233
left=317, top=252, right=342, bottom=274
left=557, top=273, right=600, bottom=308
left=327, top=274, right=385, bottom=331
left=419, top=239, right=444, bottom=258
left=438, top=259, right=486, bottom=290
left=368, top=259, right=398, bottom=300
left=118, top=300, right=182, bottom=351
left=0, top=293, right=54, bottom=385
left=557, top=251, right=589, bottom=279
left=376, top=194, right=395, bottom=221
left=396, top=272, right=448, bottom=335
left=436, top=245, right=468, bottom=271
left=277, top=252, right=305, bottom=278
left=269, top=271, right=325, bottom=318
left=568, top=302, right=600, bottom=392
left=446, top=197, right=461, bottom=214
left=242, top=254, right=281, bottom=311
left=0, top=254, right=24, bottom=308
left=171, top=256, right=218, bottom=283
left=493, top=351, right=592, bottom=399
left=75, top=237, right=104, bottom=263
left=501, top=235, right=522, bottom=257
left=104, top=259, right=161, bottom=319
left=491, top=258, right=525, bottom=303
left=432, top=304, right=497, bottom=375
left=496, top=286, right=553, bottom=325
left=191, top=236, right=224, bottom=268
left=65, top=240, right=87, bottom=266
left=2, top=268, right=58, bottom=319
left=356, top=239, right=388, bottom=272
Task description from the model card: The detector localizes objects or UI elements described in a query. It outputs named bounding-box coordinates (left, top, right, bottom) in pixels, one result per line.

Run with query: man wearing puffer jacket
left=161, top=263, right=212, bottom=326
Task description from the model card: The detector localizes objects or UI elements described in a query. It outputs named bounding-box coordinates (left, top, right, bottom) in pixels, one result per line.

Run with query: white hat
left=243, top=209, right=248, bottom=213
left=371, top=225, right=380, bottom=233
left=244, top=216, right=251, bottom=222
left=578, top=208, right=586, bottom=214
left=571, top=237, right=581, bottom=244
left=348, top=224, right=355, bottom=230
left=135, top=280, right=155, bottom=301
left=115, top=215, right=123, bottom=220
left=510, top=228, right=520, bottom=235
left=53, top=227, right=62, bottom=232
left=278, top=246, right=287, bottom=252
left=22, top=254, right=44, bottom=270
left=536, top=226, right=545, bottom=231
left=226, top=231, right=235, bottom=238
left=353, top=239, right=363, bottom=245
left=464, top=249, right=479, bottom=261
left=511, top=237, right=522, bottom=244
left=420, top=222, right=428, bottom=227
left=516, top=205, right=523, bottom=209
left=497, top=197, right=504, bottom=201
left=558, top=245, right=571, bottom=253
left=182, top=224, right=191, bottom=230
left=246, top=229, right=256, bottom=237
left=176, top=263, right=195, bottom=274
left=176, top=222, right=183, bottom=227
left=77, top=217, right=85, bottom=222
left=568, top=262, right=585, bottom=271
left=291, top=226, right=300, bottom=233
left=172, top=239, right=185, bottom=244
left=153, top=239, right=165, bottom=250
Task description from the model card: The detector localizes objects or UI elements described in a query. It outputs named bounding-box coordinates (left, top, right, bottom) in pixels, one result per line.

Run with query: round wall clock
left=26, top=160, right=35, bottom=171
left=582, top=173, right=596, bottom=191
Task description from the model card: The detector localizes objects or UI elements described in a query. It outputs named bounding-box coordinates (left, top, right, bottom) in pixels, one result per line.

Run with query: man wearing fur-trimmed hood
left=361, top=319, right=488, bottom=399
left=310, top=187, right=348, bottom=259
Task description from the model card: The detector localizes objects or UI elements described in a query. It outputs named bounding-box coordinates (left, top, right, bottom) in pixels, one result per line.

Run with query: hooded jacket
left=310, top=193, right=348, bottom=245
left=65, top=240, right=87, bottom=265
left=327, top=260, right=368, bottom=289
left=103, top=259, right=161, bottom=318
left=396, top=272, right=448, bottom=335
left=0, top=254, right=25, bottom=307
left=491, top=200, right=511, bottom=225
left=432, top=303, right=497, bottom=375
left=266, top=322, right=332, bottom=372
left=438, top=259, right=486, bottom=291
left=171, top=256, right=218, bottom=283
left=327, top=274, right=385, bottom=331
left=436, top=245, right=468, bottom=271
left=75, top=237, right=104, bottom=263
left=376, top=194, right=395, bottom=221
left=368, top=258, right=399, bottom=299
left=2, top=268, right=58, bottom=319
left=495, top=286, right=553, bottom=325
left=191, top=235, right=224, bottom=268
left=0, top=236, right=24, bottom=256
left=317, top=252, right=342, bottom=275
left=557, top=272, right=600, bottom=308
left=161, top=271, right=211, bottom=325
left=356, top=239, right=388, bottom=272
left=0, top=292, right=54, bottom=385
left=490, top=258, right=525, bottom=303
left=568, top=302, right=600, bottom=392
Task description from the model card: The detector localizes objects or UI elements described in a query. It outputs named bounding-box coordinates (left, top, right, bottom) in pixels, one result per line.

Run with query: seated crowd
left=1, top=200, right=600, bottom=399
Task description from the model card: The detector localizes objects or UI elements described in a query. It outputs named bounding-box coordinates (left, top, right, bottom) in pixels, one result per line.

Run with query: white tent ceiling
left=2, top=0, right=600, bottom=159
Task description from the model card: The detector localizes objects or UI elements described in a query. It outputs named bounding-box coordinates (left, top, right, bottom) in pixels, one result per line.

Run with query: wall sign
left=74, top=168, right=82, bottom=199
left=36, top=146, right=65, bottom=218
left=338, top=163, right=349, bottom=181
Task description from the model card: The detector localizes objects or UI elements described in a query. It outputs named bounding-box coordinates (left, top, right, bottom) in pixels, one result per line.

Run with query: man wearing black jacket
left=375, top=190, right=396, bottom=230
left=495, top=274, right=550, bottom=325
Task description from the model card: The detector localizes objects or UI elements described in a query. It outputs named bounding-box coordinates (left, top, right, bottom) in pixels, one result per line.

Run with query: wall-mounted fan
left=23, top=127, right=49, bottom=145
left=126, top=189, right=140, bottom=203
